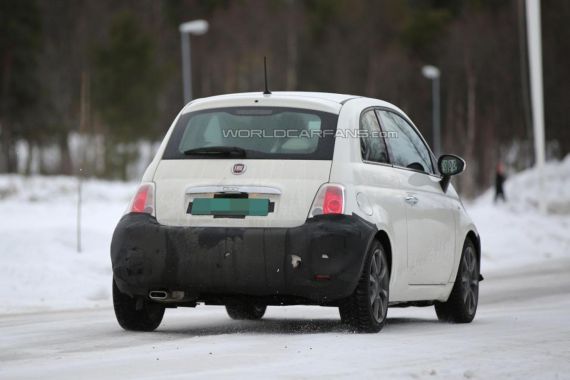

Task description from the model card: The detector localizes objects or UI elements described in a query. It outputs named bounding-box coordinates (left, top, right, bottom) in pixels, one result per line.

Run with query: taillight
left=323, top=186, right=343, bottom=214
left=308, top=183, right=345, bottom=218
left=128, top=183, right=155, bottom=215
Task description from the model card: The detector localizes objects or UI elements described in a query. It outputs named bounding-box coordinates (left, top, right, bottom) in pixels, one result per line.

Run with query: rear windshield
left=162, top=107, right=338, bottom=160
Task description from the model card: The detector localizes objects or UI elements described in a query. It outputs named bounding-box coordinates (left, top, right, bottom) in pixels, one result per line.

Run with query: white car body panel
left=141, top=91, right=478, bottom=304
left=153, top=159, right=331, bottom=228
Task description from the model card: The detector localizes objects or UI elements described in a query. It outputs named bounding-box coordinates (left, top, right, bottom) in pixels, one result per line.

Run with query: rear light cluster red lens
left=308, top=183, right=345, bottom=218
left=129, top=183, right=155, bottom=215
left=323, top=186, right=343, bottom=214
left=132, top=187, right=149, bottom=213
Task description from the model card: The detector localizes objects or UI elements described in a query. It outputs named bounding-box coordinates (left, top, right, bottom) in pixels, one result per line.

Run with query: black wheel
left=113, top=279, right=165, bottom=331
left=339, top=240, right=389, bottom=333
left=435, top=239, right=479, bottom=323
left=225, top=303, right=267, bottom=320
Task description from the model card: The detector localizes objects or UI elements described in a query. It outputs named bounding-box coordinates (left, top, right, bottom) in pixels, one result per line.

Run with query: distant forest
left=1, top=0, right=568, bottom=195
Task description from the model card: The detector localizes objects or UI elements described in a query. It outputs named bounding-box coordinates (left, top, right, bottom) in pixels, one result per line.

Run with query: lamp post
left=422, top=65, right=441, bottom=156
left=179, top=20, right=209, bottom=104
left=525, top=0, right=546, bottom=214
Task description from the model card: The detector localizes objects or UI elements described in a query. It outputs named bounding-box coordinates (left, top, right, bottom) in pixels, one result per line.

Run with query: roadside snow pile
left=466, top=155, right=570, bottom=272
left=472, top=155, right=570, bottom=215
left=0, top=175, right=137, bottom=313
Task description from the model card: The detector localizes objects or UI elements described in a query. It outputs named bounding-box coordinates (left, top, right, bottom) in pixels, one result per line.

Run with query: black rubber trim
left=111, top=213, right=377, bottom=304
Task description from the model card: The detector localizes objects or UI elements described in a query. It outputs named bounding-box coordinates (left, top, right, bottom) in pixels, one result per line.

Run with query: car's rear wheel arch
left=374, top=230, right=392, bottom=278
left=466, top=230, right=480, bottom=266
left=347, top=229, right=392, bottom=301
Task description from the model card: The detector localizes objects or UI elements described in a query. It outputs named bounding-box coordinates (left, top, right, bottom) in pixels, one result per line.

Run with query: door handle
left=405, top=195, right=418, bottom=205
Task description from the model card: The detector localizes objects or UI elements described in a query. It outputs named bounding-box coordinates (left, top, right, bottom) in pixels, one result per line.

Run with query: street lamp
left=422, top=65, right=441, bottom=157
left=525, top=0, right=546, bottom=214
left=179, top=20, right=209, bottom=104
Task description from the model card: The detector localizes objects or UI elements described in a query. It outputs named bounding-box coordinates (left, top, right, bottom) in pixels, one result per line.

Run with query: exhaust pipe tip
left=148, top=290, right=185, bottom=301
left=149, top=290, right=168, bottom=300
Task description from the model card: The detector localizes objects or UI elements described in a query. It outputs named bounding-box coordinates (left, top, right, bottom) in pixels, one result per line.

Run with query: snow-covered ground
left=1, top=158, right=569, bottom=379
left=1, top=260, right=569, bottom=379
left=0, top=175, right=136, bottom=313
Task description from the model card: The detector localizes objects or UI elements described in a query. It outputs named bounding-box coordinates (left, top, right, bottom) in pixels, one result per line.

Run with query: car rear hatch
left=153, top=105, right=339, bottom=228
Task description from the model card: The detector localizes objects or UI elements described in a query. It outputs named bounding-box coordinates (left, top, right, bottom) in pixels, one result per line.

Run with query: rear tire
left=113, top=279, right=165, bottom=331
left=339, top=240, right=389, bottom=333
left=435, top=239, right=479, bottom=323
left=225, top=303, right=267, bottom=320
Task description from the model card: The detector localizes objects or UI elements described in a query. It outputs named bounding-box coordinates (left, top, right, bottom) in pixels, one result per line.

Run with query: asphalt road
left=2, top=259, right=569, bottom=380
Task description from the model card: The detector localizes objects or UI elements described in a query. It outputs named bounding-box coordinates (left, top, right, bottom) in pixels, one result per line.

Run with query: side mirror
left=438, top=154, right=466, bottom=192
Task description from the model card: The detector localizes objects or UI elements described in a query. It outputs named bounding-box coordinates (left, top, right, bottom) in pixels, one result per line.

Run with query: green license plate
left=189, top=198, right=270, bottom=216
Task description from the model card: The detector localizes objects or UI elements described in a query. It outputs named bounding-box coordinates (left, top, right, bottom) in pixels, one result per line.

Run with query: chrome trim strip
left=185, top=185, right=282, bottom=195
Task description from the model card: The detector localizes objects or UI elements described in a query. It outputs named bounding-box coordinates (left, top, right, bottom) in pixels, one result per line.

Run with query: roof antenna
left=263, top=56, right=271, bottom=95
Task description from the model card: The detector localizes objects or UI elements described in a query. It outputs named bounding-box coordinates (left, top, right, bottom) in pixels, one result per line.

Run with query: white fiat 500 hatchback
left=111, top=91, right=481, bottom=333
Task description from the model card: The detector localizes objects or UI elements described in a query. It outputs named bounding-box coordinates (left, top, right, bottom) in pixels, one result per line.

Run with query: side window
left=377, top=110, right=434, bottom=174
left=360, top=110, right=389, bottom=164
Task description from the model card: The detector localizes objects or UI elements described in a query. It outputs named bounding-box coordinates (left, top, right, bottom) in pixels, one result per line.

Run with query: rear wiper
left=183, top=146, right=247, bottom=157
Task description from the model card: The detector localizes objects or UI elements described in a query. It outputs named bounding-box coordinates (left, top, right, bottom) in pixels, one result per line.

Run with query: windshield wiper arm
left=183, top=146, right=247, bottom=157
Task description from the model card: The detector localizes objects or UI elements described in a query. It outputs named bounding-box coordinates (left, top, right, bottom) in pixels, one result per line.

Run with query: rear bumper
left=110, top=213, right=376, bottom=304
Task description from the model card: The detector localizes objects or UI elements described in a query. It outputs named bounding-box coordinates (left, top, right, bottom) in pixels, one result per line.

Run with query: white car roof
left=182, top=91, right=398, bottom=115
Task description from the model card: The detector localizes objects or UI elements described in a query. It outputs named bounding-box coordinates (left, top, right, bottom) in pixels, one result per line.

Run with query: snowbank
left=0, top=175, right=137, bottom=313
left=466, top=155, right=570, bottom=272
left=0, top=156, right=569, bottom=313
left=472, top=154, right=570, bottom=215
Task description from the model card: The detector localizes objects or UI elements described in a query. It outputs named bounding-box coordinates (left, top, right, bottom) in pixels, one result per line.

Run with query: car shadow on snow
left=154, top=317, right=441, bottom=336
